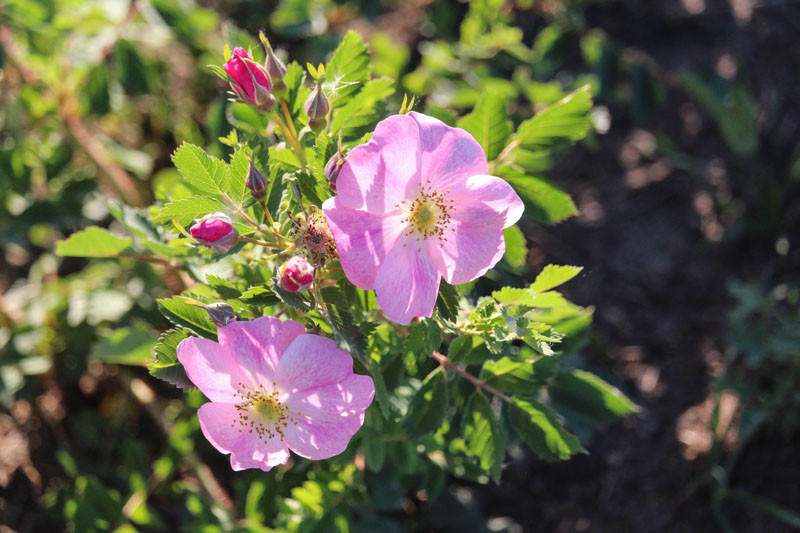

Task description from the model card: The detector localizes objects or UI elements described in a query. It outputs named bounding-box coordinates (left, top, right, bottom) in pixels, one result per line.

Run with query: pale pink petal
left=285, top=413, right=366, bottom=460
left=177, top=337, right=252, bottom=402
left=217, top=317, right=306, bottom=383
left=275, top=334, right=355, bottom=393
left=447, top=174, right=524, bottom=228
left=336, top=115, right=421, bottom=213
left=198, top=402, right=290, bottom=471
left=374, top=242, right=440, bottom=325
left=322, top=197, right=405, bottom=289
left=409, top=111, right=488, bottom=191
left=285, top=374, right=374, bottom=422
left=428, top=203, right=508, bottom=285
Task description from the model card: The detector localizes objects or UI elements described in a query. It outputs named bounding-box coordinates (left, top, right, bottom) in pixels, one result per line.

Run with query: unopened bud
left=279, top=256, right=314, bottom=293
left=190, top=212, right=239, bottom=254
left=224, top=46, right=275, bottom=112
left=304, top=83, right=329, bottom=133
left=203, top=302, right=237, bottom=327
left=264, top=46, right=287, bottom=93
left=323, top=151, right=345, bottom=193
left=246, top=160, right=267, bottom=200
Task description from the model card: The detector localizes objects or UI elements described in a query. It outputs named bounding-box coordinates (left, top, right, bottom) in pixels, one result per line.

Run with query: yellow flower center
left=398, top=180, right=455, bottom=247
left=232, top=382, right=299, bottom=443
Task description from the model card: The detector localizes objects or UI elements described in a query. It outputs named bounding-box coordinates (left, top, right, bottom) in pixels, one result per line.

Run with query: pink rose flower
left=177, top=317, right=374, bottom=471
left=223, top=47, right=274, bottom=110
left=279, top=256, right=314, bottom=292
left=190, top=212, right=238, bottom=253
left=322, top=112, right=524, bottom=324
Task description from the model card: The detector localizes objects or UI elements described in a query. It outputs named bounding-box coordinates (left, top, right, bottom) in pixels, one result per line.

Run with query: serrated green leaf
left=513, top=85, right=592, bottom=152
left=56, top=227, right=133, bottom=257
left=549, top=370, right=638, bottom=426
left=148, top=329, right=194, bottom=391
left=492, top=287, right=567, bottom=308
left=331, top=78, right=395, bottom=135
left=368, top=358, right=392, bottom=419
left=90, top=326, right=156, bottom=366
left=156, top=297, right=217, bottom=338
left=436, top=280, right=460, bottom=322
left=172, top=143, right=230, bottom=198
left=311, top=132, right=335, bottom=185
left=457, top=92, right=512, bottom=161
left=326, top=31, right=371, bottom=102
left=326, top=302, right=371, bottom=368
left=501, top=225, right=527, bottom=275
left=271, top=279, right=314, bottom=312
left=509, top=397, right=586, bottom=461
left=228, top=148, right=250, bottom=206
left=206, top=275, right=241, bottom=299
left=240, top=285, right=281, bottom=307
left=153, top=196, right=225, bottom=227
left=480, top=357, right=545, bottom=394
left=531, top=265, right=583, bottom=292
left=404, top=369, right=448, bottom=437
left=362, top=429, right=386, bottom=472
left=448, top=335, right=493, bottom=365
left=462, top=392, right=506, bottom=482
left=495, top=167, right=578, bottom=224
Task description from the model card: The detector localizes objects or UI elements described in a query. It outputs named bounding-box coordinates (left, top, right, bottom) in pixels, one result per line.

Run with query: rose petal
left=198, top=402, right=290, bottom=471
left=448, top=174, right=524, bottom=228
left=374, top=242, right=440, bottom=325
left=409, top=111, right=489, bottom=192
left=336, top=115, right=421, bottom=213
left=428, top=203, right=508, bottom=285
left=285, top=374, right=374, bottom=422
left=177, top=337, right=252, bottom=402
left=323, top=197, right=405, bottom=289
left=285, top=413, right=366, bottom=460
left=217, top=317, right=306, bottom=384
left=275, top=334, right=356, bottom=393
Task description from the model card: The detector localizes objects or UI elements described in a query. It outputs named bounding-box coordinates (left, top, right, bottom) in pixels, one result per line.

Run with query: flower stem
left=239, top=235, right=276, bottom=247
left=273, top=114, right=306, bottom=166
left=431, top=350, right=512, bottom=404
left=279, top=97, right=300, bottom=142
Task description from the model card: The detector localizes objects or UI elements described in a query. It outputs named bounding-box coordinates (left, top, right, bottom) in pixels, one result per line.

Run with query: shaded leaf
left=462, top=392, right=506, bottom=482
left=549, top=370, right=638, bottom=426
left=148, top=329, right=194, bottom=390
left=509, top=397, right=586, bottom=461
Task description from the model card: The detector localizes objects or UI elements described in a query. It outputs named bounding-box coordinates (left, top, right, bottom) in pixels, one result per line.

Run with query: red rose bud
left=279, top=256, right=314, bottom=293
left=246, top=160, right=267, bottom=200
left=304, top=83, right=329, bottom=132
left=224, top=47, right=275, bottom=112
left=323, top=151, right=345, bottom=193
left=190, top=212, right=238, bottom=253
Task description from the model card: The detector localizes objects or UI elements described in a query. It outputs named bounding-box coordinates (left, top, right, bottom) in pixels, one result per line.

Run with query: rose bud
left=304, top=83, right=329, bottom=133
left=246, top=160, right=267, bottom=201
left=323, top=151, right=345, bottom=193
left=279, top=256, right=314, bottom=293
left=203, top=302, right=237, bottom=327
left=190, top=212, right=239, bottom=254
left=262, top=37, right=287, bottom=93
left=224, top=46, right=275, bottom=112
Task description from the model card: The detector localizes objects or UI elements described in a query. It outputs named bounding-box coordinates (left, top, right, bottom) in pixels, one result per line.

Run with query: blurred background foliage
left=1, top=0, right=799, bottom=531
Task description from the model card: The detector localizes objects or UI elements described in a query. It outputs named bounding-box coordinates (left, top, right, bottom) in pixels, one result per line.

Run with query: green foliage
left=149, top=329, right=194, bottom=391
left=510, top=398, right=586, bottom=461
left=56, top=227, right=133, bottom=257
left=457, top=92, right=512, bottom=160
left=462, top=392, right=506, bottom=482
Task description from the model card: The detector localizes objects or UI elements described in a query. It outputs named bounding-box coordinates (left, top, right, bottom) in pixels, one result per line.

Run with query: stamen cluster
left=232, top=381, right=297, bottom=443
left=398, top=179, right=456, bottom=247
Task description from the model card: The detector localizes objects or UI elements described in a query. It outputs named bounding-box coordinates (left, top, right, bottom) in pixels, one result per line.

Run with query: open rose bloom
left=323, top=112, right=524, bottom=324
left=177, top=317, right=374, bottom=471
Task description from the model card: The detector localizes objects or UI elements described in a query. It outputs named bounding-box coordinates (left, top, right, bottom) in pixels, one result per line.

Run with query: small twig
left=121, top=254, right=178, bottom=267
left=431, top=350, right=512, bottom=403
